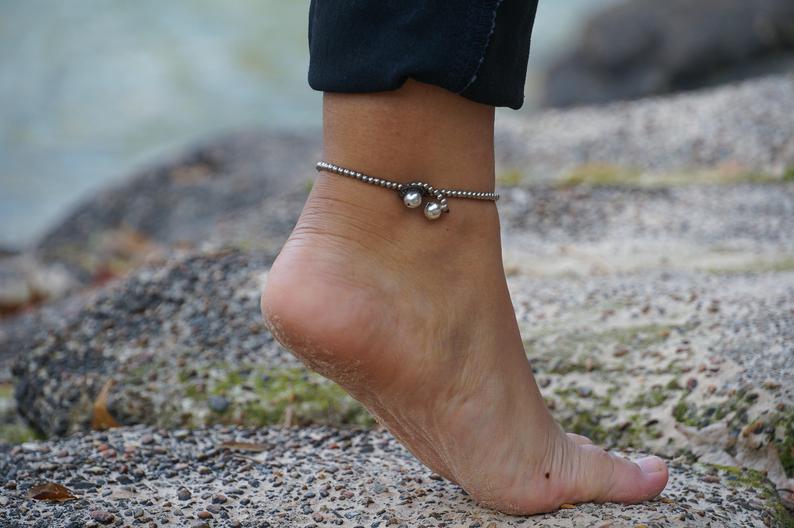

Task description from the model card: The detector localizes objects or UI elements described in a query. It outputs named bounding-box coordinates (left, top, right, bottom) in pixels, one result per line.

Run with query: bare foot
left=261, top=81, right=668, bottom=514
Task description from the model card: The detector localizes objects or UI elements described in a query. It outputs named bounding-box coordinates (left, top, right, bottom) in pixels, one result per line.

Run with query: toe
left=575, top=445, right=668, bottom=504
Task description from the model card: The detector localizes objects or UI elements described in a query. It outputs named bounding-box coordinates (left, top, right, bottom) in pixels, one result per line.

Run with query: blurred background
left=0, top=0, right=624, bottom=248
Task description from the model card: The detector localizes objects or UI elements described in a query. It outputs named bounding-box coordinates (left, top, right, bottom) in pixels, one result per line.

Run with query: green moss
left=709, top=464, right=794, bottom=527
left=704, top=256, right=794, bottom=275
left=665, top=378, right=682, bottom=391
left=184, top=383, right=206, bottom=400
left=0, top=422, right=43, bottom=444
left=195, top=366, right=373, bottom=428
left=783, top=166, right=794, bottom=183
left=558, top=164, right=642, bottom=188
left=547, top=360, right=602, bottom=375
left=496, top=169, right=524, bottom=187
left=673, top=401, right=691, bottom=424
left=771, top=412, right=794, bottom=478
left=558, top=408, right=610, bottom=445
left=212, top=370, right=244, bottom=395
left=628, top=386, right=668, bottom=409
left=672, top=389, right=757, bottom=429
left=526, top=323, right=677, bottom=367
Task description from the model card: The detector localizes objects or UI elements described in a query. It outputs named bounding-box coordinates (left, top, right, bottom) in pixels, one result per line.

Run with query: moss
left=526, top=323, right=678, bottom=366
left=709, top=464, right=794, bottom=527
left=783, top=166, right=794, bottom=183
left=665, top=378, right=682, bottom=391
left=771, top=411, right=794, bottom=478
left=496, top=169, right=524, bottom=187
left=184, top=383, right=206, bottom=400
left=0, top=422, right=42, bottom=444
left=628, top=386, right=668, bottom=409
left=547, top=359, right=602, bottom=375
left=558, top=164, right=642, bottom=188
left=672, top=388, right=756, bottom=429
left=704, top=256, right=794, bottom=275
left=212, top=370, right=244, bottom=395
left=673, top=401, right=691, bottom=424
left=202, top=366, right=373, bottom=428
left=558, top=408, right=610, bottom=445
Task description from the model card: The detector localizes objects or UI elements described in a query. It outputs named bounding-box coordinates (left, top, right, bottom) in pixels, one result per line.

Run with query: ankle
left=293, top=173, right=502, bottom=270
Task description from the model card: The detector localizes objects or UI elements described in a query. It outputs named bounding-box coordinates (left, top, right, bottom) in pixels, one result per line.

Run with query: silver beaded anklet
left=316, top=161, right=499, bottom=221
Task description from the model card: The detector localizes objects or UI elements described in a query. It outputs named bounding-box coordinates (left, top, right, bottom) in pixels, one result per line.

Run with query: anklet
left=316, top=161, right=499, bottom=221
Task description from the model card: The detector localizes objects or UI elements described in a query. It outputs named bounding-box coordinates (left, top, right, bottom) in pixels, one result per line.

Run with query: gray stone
left=541, top=0, right=794, bottom=107
left=0, top=426, right=788, bottom=527
left=35, top=131, right=318, bottom=282
left=498, top=74, right=794, bottom=181
left=207, top=396, right=230, bottom=414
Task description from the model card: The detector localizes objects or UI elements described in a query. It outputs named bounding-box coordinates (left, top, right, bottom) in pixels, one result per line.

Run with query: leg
left=261, top=79, right=668, bottom=514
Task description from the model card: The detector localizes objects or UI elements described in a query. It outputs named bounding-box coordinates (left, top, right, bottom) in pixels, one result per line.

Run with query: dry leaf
left=91, top=379, right=121, bottom=430
left=27, top=483, right=78, bottom=502
left=559, top=503, right=576, bottom=509
left=219, top=441, right=269, bottom=453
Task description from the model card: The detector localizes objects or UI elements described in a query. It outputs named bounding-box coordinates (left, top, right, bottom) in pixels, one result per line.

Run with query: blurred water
left=0, top=0, right=617, bottom=247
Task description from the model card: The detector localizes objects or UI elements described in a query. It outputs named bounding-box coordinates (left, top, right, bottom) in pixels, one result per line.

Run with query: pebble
left=89, top=510, right=115, bottom=524
left=208, top=395, right=230, bottom=413
left=177, top=487, right=192, bottom=501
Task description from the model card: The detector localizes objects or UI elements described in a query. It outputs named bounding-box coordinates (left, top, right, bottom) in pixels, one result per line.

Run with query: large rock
left=1, top=425, right=790, bottom=527
left=10, top=183, right=794, bottom=504
left=11, top=250, right=372, bottom=439
left=498, top=74, right=794, bottom=180
left=35, top=131, right=318, bottom=282
left=541, top=0, right=794, bottom=107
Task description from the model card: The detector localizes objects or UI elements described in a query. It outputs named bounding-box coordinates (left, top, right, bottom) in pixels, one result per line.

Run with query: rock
left=10, top=181, right=794, bottom=500
left=207, top=396, right=230, bottom=414
left=498, top=74, right=794, bottom=181
left=11, top=250, right=369, bottom=438
left=541, top=0, right=794, bottom=107
left=88, top=510, right=114, bottom=524
left=35, top=131, right=318, bottom=282
left=0, top=255, right=75, bottom=313
left=0, top=425, right=788, bottom=527
left=177, top=487, right=192, bottom=501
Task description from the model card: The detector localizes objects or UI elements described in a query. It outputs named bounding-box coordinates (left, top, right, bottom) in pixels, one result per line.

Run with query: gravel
left=0, top=425, right=788, bottom=527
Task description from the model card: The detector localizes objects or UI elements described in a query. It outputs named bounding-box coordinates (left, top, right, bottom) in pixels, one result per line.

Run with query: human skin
left=261, top=79, right=668, bottom=514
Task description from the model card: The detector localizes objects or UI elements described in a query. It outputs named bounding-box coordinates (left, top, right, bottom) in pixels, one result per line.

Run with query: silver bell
left=424, top=201, right=443, bottom=220
left=403, top=190, right=423, bottom=209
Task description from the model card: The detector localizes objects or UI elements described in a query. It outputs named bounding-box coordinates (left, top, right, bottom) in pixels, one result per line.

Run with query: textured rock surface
left=10, top=183, right=794, bottom=510
left=2, top=77, right=794, bottom=525
left=498, top=75, right=794, bottom=181
left=1, top=425, right=790, bottom=527
left=541, top=0, right=794, bottom=107
left=35, top=131, right=316, bottom=282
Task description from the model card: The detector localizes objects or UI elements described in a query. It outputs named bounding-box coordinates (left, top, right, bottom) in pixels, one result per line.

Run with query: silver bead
left=424, top=201, right=442, bottom=220
left=403, top=190, right=423, bottom=209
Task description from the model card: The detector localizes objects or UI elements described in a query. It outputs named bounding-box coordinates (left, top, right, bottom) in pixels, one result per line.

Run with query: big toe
left=574, top=445, right=668, bottom=505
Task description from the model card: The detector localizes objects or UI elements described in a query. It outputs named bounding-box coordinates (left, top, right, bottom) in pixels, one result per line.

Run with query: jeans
left=307, top=0, right=540, bottom=109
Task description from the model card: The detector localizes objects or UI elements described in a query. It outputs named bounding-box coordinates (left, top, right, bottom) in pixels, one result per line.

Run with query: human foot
left=261, top=172, right=668, bottom=514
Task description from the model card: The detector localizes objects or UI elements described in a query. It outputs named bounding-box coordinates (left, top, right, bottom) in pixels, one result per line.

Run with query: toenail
left=636, top=456, right=666, bottom=474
